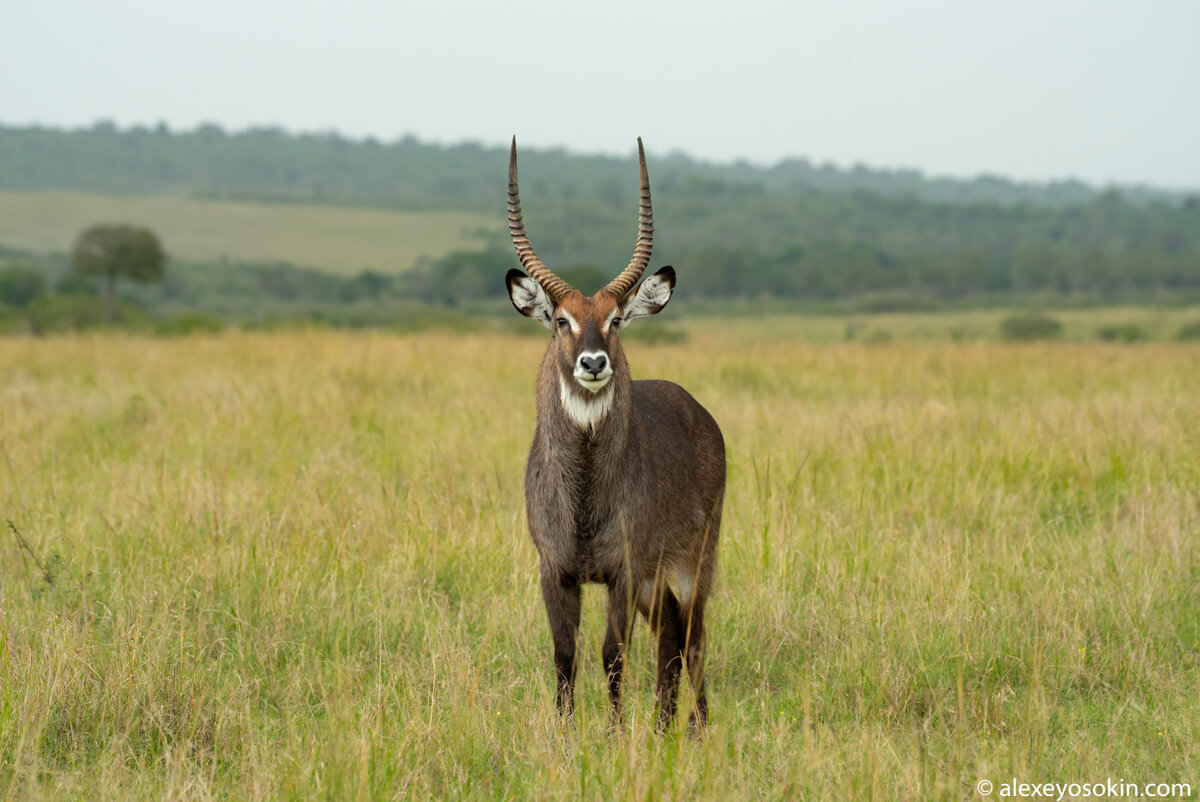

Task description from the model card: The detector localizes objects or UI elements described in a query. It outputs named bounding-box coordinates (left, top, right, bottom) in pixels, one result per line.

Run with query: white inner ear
left=622, top=274, right=673, bottom=322
left=510, top=276, right=554, bottom=330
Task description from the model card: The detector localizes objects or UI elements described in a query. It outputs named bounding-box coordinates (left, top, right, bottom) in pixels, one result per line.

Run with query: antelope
left=504, top=136, right=726, bottom=732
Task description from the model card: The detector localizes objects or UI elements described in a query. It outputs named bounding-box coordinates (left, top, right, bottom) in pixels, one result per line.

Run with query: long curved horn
left=603, top=137, right=654, bottom=298
left=508, top=137, right=573, bottom=303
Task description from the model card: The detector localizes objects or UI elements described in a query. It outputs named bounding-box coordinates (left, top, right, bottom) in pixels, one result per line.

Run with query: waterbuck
left=504, top=137, right=726, bottom=731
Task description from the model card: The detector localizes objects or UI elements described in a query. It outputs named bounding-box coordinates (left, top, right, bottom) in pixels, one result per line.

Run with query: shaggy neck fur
left=558, top=377, right=616, bottom=431
left=533, top=345, right=637, bottom=559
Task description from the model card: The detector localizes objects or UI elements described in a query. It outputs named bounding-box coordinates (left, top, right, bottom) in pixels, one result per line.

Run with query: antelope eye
left=556, top=318, right=569, bottom=330
left=611, top=317, right=623, bottom=330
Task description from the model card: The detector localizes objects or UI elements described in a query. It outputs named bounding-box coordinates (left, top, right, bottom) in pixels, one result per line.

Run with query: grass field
left=1, top=324, right=1198, bottom=799
left=0, top=190, right=499, bottom=274
left=671, top=305, right=1200, bottom=344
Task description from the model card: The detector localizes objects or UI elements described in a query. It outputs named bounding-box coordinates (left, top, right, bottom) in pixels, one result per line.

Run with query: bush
left=27, top=295, right=106, bottom=333
left=0, top=302, right=30, bottom=334
left=1000, top=312, right=1063, bottom=341
left=0, top=262, right=46, bottom=307
left=337, top=270, right=400, bottom=303
left=405, top=249, right=512, bottom=304
left=26, top=295, right=150, bottom=334
left=55, top=273, right=99, bottom=295
left=1096, top=323, right=1147, bottom=343
left=1177, top=320, right=1200, bottom=341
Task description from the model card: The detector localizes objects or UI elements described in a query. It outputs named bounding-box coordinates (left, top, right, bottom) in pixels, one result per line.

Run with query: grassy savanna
left=673, top=304, right=1200, bottom=344
left=1, top=326, right=1197, bottom=799
left=0, top=190, right=498, bottom=273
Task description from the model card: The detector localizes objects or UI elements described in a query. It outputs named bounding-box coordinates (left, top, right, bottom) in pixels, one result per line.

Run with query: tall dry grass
left=1, top=327, right=1197, bottom=799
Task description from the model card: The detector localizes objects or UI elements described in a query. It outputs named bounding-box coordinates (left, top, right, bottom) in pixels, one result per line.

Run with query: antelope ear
left=506, top=269, right=554, bottom=331
left=621, top=266, right=675, bottom=322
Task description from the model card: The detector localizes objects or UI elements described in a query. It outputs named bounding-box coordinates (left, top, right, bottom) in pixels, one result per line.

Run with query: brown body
left=505, top=138, right=725, bottom=730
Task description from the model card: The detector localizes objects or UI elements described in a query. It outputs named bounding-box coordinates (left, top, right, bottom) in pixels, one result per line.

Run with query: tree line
left=5, top=121, right=1170, bottom=209
left=0, top=122, right=1198, bottom=308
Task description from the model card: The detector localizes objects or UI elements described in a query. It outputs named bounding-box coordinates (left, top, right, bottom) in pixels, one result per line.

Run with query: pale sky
left=3, top=0, right=1198, bottom=189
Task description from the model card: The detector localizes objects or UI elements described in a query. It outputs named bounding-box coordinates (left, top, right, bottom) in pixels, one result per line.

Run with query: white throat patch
left=559, top=376, right=615, bottom=430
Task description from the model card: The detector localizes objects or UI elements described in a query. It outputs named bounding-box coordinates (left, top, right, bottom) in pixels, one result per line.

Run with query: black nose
left=580, top=354, right=607, bottom=375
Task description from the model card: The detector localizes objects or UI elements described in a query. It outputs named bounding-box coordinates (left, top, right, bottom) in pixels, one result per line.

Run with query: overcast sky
left=4, top=0, right=1198, bottom=189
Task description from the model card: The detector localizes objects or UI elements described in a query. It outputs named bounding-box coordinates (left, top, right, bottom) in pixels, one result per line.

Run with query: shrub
left=26, top=295, right=151, bottom=334
left=27, top=295, right=106, bottom=333
left=1096, top=323, right=1147, bottom=343
left=0, top=262, right=46, bottom=307
left=1177, top=320, right=1200, bottom=342
left=55, top=273, right=99, bottom=295
left=0, top=302, right=29, bottom=334
left=1000, top=312, right=1063, bottom=341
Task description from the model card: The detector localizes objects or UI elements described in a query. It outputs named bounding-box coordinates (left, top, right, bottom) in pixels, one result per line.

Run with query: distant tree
left=555, top=265, right=609, bottom=294
left=0, top=261, right=46, bottom=306
left=196, top=122, right=226, bottom=140
left=338, top=269, right=398, bottom=302
left=72, top=224, right=166, bottom=322
left=405, top=249, right=512, bottom=304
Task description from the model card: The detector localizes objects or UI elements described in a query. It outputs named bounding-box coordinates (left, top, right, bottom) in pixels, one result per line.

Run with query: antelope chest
left=525, top=451, right=625, bottom=583
left=568, top=475, right=616, bottom=583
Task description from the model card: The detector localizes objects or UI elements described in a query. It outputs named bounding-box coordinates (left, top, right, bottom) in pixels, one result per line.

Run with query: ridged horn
left=508, top=136, right=573, bottom=303
left=603, top=137, right=654, bottom=299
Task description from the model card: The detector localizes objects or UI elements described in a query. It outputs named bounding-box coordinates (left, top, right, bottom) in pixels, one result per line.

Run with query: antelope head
left=505, top=137, right=676, bottom=421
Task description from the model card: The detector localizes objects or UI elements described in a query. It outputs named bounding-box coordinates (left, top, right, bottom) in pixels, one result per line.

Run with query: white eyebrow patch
left=560, top=310, right=581, bottom=335
left=601, top=308, right=620, bottom=334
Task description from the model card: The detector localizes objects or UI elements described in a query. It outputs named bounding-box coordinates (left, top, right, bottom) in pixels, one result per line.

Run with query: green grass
left=671, top=304, right=1200, bottom=344
left=1, top=326, right=1198, bottom=799
left=0, top=190, right=499, bottom=274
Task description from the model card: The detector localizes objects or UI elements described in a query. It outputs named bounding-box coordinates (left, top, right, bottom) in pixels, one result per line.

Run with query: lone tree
left=72, top=224, right=166, bottom=322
